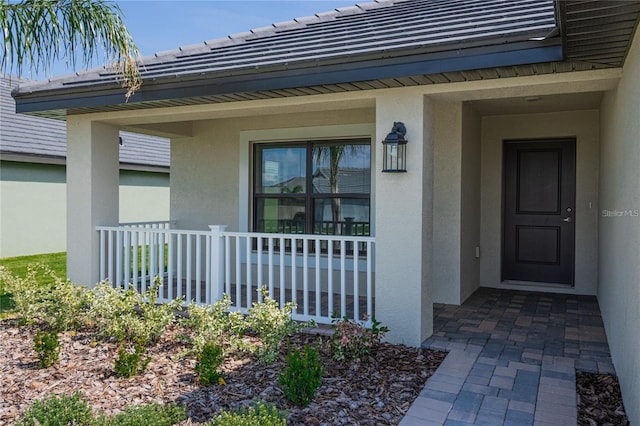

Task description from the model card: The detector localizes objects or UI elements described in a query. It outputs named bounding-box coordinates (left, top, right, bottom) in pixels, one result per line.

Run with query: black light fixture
left=382, top=122, right=407, bottom=173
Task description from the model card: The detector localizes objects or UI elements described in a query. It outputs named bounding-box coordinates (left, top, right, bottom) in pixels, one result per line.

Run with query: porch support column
left=375, top=92, right=434, bottom=346
left=66, top=117, right=119, bottom=286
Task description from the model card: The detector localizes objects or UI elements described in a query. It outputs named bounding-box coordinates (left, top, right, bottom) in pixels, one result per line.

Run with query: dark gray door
left=502, top=139, right=576, bottom=285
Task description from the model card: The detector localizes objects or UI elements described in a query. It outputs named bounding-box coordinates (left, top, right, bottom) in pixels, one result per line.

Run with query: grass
left=0, top=252, right=67, bottom=282
left=0, top=252, right=66, bottom=314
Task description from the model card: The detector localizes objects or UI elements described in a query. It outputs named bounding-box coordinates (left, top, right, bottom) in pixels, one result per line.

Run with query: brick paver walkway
left=401, top=287, right=614, bottom=426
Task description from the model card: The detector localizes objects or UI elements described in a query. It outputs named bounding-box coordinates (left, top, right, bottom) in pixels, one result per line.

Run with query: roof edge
left=14, top=40, right=562, bottom=115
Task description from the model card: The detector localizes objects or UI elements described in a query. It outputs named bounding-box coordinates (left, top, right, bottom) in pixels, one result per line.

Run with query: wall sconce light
left=382, top=121, right=407, bottom=173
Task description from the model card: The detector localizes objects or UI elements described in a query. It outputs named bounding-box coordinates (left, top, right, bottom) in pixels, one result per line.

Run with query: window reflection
left=253, top=140, right=371, bottom=240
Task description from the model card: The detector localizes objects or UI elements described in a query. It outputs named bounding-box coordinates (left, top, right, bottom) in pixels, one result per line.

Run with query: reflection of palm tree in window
left=313, top=145, right=362, bottom=235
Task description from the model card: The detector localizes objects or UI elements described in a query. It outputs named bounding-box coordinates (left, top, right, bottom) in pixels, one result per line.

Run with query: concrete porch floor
left=401, top=287, right=614, bottom=426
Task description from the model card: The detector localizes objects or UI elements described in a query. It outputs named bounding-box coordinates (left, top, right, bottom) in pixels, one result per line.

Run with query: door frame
left=501, top=137, right=577, bottom=286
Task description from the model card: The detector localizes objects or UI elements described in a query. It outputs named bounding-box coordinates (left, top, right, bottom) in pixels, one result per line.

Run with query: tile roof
left=65, top=0, right=556, bottom=85
left=1, top=75, right=169, bottom=168
left=11, top=0, right=640, bottom=117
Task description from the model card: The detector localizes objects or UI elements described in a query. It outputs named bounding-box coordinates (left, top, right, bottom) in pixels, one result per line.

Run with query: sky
left=23, top=0, right=360, bottom=80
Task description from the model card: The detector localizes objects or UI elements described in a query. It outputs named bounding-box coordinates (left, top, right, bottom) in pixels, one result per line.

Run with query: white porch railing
left=96, top=223, right=375, bottom=325
left=119, top=220, right=175, bottom=229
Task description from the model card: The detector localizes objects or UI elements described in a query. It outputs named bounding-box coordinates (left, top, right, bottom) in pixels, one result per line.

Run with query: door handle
left=562, top=217, right=572, bottom=222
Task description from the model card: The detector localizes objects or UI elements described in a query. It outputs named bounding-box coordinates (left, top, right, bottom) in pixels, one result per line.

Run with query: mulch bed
left=2, top=316, right=632, bottom=426
left=0, top=319, right=446, bottom=425
left=577, top=371, right=629, bottom=426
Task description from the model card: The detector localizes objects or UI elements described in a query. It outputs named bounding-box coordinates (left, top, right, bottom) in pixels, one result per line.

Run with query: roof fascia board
left=14, top=40, right=562, bottom=115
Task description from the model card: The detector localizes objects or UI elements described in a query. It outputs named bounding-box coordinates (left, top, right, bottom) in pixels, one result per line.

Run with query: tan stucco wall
left=460, top=104, right=482, bottom=302
left=432, top=101, right=480, bottom=304
left=432, top=101, right=463, bottom=304
left=0, top=161, right=169, bottom=258
left=375, top=92, right=433, bottom=346
left=480, top=110, right=600, bottom=294
left=430, top=102, right=482, bottom=305
left=598, top=31, right=640, bottom=424
left=170, top=108, right=374, bottom=231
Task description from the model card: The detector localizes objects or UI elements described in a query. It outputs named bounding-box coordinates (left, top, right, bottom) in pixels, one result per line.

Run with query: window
left=253, top=139, right=371, bottom=237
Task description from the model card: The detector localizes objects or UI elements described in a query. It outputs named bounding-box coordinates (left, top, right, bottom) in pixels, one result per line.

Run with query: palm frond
left=0, top=0, right=141, bottom=99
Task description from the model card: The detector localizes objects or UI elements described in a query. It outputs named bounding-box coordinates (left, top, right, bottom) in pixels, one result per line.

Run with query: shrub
left=329, top=315, right=389, bottom=361
left=180, top=294, right=246, bottom=355
left=89, top=278, right=182, bottom=346
left=279, top=344, right=323, bottom=406
left=209, top=401, right=287, bottom=426
left=114, top=344, right=151, bottom=378
left=93, top=402, right=186, bottom=426
left=16, top=392, right=93, bottom=426
left=195, top=340, right=225, bottom=386
left=246, top=287, right=313, bottom=363
left=1, top=265, right=90, bottom=331
left=33, top=329, right=60, bottom=368
left=17, top=393, right=185, bottom=426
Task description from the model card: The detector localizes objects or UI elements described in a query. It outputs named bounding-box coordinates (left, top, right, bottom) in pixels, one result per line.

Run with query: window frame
left=252, top=138, right=371, bottom=236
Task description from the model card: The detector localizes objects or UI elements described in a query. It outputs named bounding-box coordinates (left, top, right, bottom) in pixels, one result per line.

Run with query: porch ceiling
left=11, top=0, right=640, bottom=120
left=467, top=91, right=604, bottom=116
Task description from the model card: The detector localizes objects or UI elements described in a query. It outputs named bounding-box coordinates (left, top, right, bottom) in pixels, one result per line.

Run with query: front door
left=502, top=139, right=576, bottom=285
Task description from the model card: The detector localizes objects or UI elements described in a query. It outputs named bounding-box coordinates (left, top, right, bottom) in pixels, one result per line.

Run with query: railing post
left=209, top=225, right=227, bottom=303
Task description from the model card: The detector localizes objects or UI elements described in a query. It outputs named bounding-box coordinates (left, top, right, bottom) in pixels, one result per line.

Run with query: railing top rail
left=96, top=226, right=209, bottom=237
left=95, top=225, right=376, bottom=243
left=118, top=220, right=176, bottom=226
left=222, top=230, right=375, bottom=243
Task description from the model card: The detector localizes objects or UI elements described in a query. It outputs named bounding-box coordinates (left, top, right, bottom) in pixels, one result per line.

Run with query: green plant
left=246, top=287, right=313, bottom=363
left=93, top=402, right=186, bottom=426
left=0, top=292, right=16, bottom=316
left=329, top=315, right=389, bottom=361
left=89, top=278, right=182, bottom=346
left=17, top=393, right=185, bottom=426
left=210, top=401, right=287, bottom=426
left=180, top=294, right=246, bottom=355
left=16, top=392, right=93, bottom=426
left=114, top=344, right=151, bottom=378
left=1, top=264, right=90, bottom=331
left=33, top=329, right=61, bottom=368
left=195, top=340, right=225, bottom=386
left=279, top=344, right=324, bottom=406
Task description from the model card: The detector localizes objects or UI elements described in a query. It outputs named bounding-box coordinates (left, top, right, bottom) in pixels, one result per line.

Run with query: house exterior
left=11, top=0, right=640, bottom=421
left=0, top=75, right=170, bottom=257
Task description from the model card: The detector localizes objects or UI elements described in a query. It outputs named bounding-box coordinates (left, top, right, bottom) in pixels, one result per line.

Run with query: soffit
left=467, top=91, right=604, bottom=115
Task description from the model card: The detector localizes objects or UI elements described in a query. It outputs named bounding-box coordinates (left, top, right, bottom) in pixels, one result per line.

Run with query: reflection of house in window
left=312, top=167, right=370, bottom=235
left=312, top=167, right=371, bottom=193
left=253, top=140, right=370, bottom=236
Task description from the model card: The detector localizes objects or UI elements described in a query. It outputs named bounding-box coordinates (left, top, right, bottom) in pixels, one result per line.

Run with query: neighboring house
left=10, top=0, right=640, bottom=422
left=0, top=75, right=170, bottom=258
